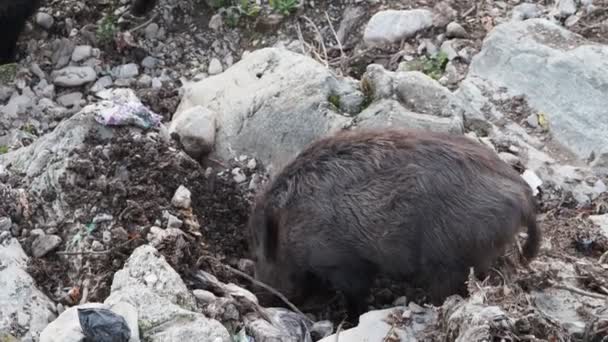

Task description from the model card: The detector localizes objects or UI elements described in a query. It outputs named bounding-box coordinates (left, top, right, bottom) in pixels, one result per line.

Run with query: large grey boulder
left=464, top=18, right=608, bottom=173
left=172, top=48, right=357, bottom=169
left=104, top=245, right=231, bottom=342
left=0, top=238, right=56, bottom=341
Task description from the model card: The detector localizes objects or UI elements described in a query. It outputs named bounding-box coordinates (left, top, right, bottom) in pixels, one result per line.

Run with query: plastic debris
left=94, top=101, right=162, bottom=129
left=78, top=308, right=131, bottom=342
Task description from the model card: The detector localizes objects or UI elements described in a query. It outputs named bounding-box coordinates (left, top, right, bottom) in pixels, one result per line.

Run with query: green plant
left=328, top=93, right=340, bottom=109
left=217, top=0, right=261, bottom=27
left=22, top=123, right=36, bottom=135
left=97, top=13, right=118, bottom=46
left=269, top=0, right=298, bottom=15
left=0, top=145, right=9, bottom=154
left=404, top=51, right=449, bottom=80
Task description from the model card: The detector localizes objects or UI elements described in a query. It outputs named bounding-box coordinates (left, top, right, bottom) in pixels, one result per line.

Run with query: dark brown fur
left=247, top=128, right=541, bottom=322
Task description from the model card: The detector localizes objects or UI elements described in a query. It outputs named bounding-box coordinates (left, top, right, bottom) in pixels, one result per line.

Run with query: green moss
left=0, top=146, right=9, bottom=154
left=0, top=63, right=17, bottom=84
left=328, top=93, right=341, bottom=110
left=403, top=51, right=449, bottom=80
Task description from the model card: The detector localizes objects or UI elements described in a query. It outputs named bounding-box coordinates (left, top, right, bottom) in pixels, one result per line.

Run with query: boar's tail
left=522, top=213, right=541, bottom=261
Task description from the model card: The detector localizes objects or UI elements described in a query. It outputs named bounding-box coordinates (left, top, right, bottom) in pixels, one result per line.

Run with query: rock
left=0, top=238, right=56, bottom=341
left=91, top=76, right=113, bottom=93
left=246, top=308, right=313, bottom=342
left=355, top=99, right=463, bottom=134
left=311, top=321, right=333, bottom=340
left=532, top=287, right=603, bottom=337
left=440, top=40, right=459, bottom=60
left=104, top=245, right=230, bottom=341
left=0, top=216, right=11, bottom=231
left=336, top=6, right=366, bottom=43
left=71, top=45, right=93, bottom=62
left=446, top=22, right=467, bottom=38
left=168, top=105, right=217, bottom=159
left=56, top=92, right=83, bottom=108
left=363, top=9, right=433, bottom=46
left=141, top=56, right=158, bottom=69
left=166, top=214, right=183, bottom=229
left=36, top=12, right=54, bottom=29
left=319, top=306, right=436, bottom=342
left=193, top=289, right=217, bottom=304
left=173, top=48, right=356, bottom=168
left=31, top=234, right=62, bottom=257
left=137, top=74, right=152, bottom=87
left=555, top=0, right=577, bottom=18
left=145, top=23, right=159, bottom=40
left=51, top=66, right=97, bottom=87
left=208, top=13, right=223, bottom=31
left=112, top=63, right=139, bottom=79
left=466, top=19, right=608, bottom=173
left=207, top=58, right=223, bottom=75
left=512, top=3, right=543, bottom=21
left=589, top=214, right=608, bottom=238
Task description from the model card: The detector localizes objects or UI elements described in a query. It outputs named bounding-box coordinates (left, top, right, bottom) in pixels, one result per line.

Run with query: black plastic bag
left=78, top=308, right=131, bottom=342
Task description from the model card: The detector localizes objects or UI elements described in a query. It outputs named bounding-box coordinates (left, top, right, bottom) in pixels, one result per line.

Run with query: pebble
left=208, top=58, right=223, bottom=75
left=247, top=158, right=257, bottom=170
left=91, top=240, right=104, bottom=251
left=91, top=76, right=113, bottom=93
left=512, top=3, right=543, bottom=20
left=71, top=45, right=93, bottom=62
left=31, top=234, right=62, bottom=257
left=392, top=296, right=408, bottom=306
left=445, top=22, right=467, bottom=38
left=36, top=12, right=54, bottom=29
left=556, top=0, right=577, bottom=18
left=498, top=152, right=522, bottom=167
left=137, top=74, right=152, bottom=87
left=141, top=56, right=158, bottom=69
left=34, top=79, right=55, bottom=98
left=167, top=214, right=183, bottom=229
left=193, top=289, right=217, bottom=304
left=208, top=13, right=223, bottom=31
left=311, top=321, right=334, bottom=340
left=232, top=168, right=247, bottom=183
left=440, top=41, right=459, bottom=60
left=0, top=217, right=11, bottom=231
left=0, top=165, right=8, bottom=182
left=364, top=9, right=433, bottom=45
left=151, top=77, right=162, bottom=89
left=112, top=63, right=139, bottom=79
left=56, top=92, right=83, bottom=108
left=51, top=66, right=97, bottom=87
left=145, top=23, right=160, bottom=40
left=171, top=185, right=192, bottom=209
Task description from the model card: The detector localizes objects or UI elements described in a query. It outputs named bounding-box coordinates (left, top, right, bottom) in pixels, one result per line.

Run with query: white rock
left=555, top=0, right=577, bottom=17
left=512, top=3, right=543, bottom=20
left=56, top=92, right=83, bottom=108
left=0, top=216, right=11, bottom=231
left=589, top=214, right=608, bottom=238
left=1, top=238, right=56, bottom=341
left=364, top=9, right=433, bottom=45
left=104, top=245, right=230, bottom=341
left=36, top=12, right=54, bottom=29
left=173, top=48, right=356, bottom=168
left=466, top=19, right=608, bottom=173
left=521, top=169, right=542, bottom=196
left=51, top=66, right=97, bottom=87
left=71, top=45, right=93, bottom=62
left=172, top=185, right=192, bottom=209
left=168, top=105, right=217, bottom=159
left=112, top=63, right=139, bottom=79
left=208, top=58, right=223, bottom=75
left=31, top=234, right=62, bottom=257
left=145, top=23, right=159, bottom=40
left=91, top=75, right=113, bottom=93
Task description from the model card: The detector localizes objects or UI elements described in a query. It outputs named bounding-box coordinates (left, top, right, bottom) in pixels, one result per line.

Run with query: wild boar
left=0, top=0, right=42, bottom=64
left=247, top=128, right=541, bottom=321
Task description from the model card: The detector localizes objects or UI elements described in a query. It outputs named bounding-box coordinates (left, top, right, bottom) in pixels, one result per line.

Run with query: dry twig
left=301, top=16, right=329, bottom=68
left=548, top=280, right=608, bottom=300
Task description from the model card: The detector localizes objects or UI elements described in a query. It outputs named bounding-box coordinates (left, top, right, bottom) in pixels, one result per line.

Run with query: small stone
left=141, top=56, right=158, bottom=69
left=247, top=158, right=257, bottom=170
left=51, top=66, right=97, bottom=87
left=145, top=23, right=160, bottom=40
left=91, top=240, right=104, bottom=251
left=512, top=3, right=543, bottom=20
left=408, top=302, right=425, bottom=314
left=392, top=296, right=407, bottom=306
left=498, top=152, right=521, bottom=168
left=0, top=217, right=11, bottom=231
left=526, top=114, right=539, bottom=128
left=93, top=213, right=113, bottom=224
left=522, top=170, right=542, bottom=196
left=556, top=0, right=577, bottom=18
left=311, top=320, right=334, bottom=340
left=112, top=63, right=139, bottom=79
left=172, top=185, right=192, bottom=209
left=167, top=214, right=183, bottom=229
left=91, top=76, right=113, bottom=92
left=232, top=168, right=247, bottom=183
left=208, top=13, right=223, bottom=31
left=32, top=234, right=62, bottom=257
left=364, top=9, right=433, bottom=45
left=137, top=74, right=152, bottom=87
left=56, top=92, right=83, bottom=108
left=71, top=45, right=93, bottom=62
left=445, top=22, right=467, bottom=38
left=208, top=58, right=223, bottom=75
left=222, top=303, right=239, bottom=321
left=151, top=78, right=162, bottom=89
left=193, top=289, right=217, bottom=304
left=36, top=12, right=54, bottom=29
left=440, top=41, right=459, bottom=60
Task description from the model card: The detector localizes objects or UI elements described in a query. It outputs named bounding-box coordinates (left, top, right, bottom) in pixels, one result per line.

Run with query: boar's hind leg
left=326, top=262, right=376, bottom=323
left=427, top=269, right=468, bottom=305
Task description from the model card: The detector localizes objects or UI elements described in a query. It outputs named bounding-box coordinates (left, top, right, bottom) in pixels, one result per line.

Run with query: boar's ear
left=263, top=207, right=282, bottom=261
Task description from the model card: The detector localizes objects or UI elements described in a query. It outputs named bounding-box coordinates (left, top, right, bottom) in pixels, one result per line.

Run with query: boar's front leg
left=325, top=261, right=376, bottom=324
